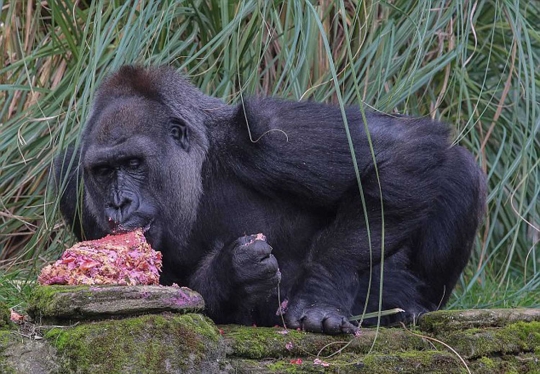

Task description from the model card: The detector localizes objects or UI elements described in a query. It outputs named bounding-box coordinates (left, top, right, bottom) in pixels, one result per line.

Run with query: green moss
left=504, top=321, right=540, bottom=344
left=266, top=360, right=296, bottom=373
left=0, top=359, right=16, bottom=373
left=360, top=351, right=464, bottom=373
left=228, top=351, right=467, bottom=373
left=222, top=325, right=302, bottom=358
left=470, top=353, right=540, bottom=374
left=477, top=356, right=496, bottom=369
left=225, top=358, right=322, bottom=373
left=30, top=284, right=123, bottom=316
left=28, top=285, right=88, bottom=319
left=420, top=309, right=540, bottom=334
left=266, top=359, right=323, bottom=373
left=222, top=325, right=429, bottom=359
left=444, top=321, right=540, bottom=359
left=0, top=302, right=12, bottom=329
left=0, top=331, right=16, bottom=374
left=45, top=313, right=224, bottom=373
left=3, top=306, right=538, bottom=373
left=223, top=321, right=539, bottom=373
left=0, top=330, right=13, bottom=346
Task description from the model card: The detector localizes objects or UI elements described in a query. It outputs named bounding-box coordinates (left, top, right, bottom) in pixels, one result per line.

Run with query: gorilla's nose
left=110, top=194, right=132, bottom=210
left=105, top=193, right=134, bottom=224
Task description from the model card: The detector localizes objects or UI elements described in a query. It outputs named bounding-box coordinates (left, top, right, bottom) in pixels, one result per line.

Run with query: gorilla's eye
left=127, top=158, right=141, bottom=169
left=93, top=165, right=112, bottom=177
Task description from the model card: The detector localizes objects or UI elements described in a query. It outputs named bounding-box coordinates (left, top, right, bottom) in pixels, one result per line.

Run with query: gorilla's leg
left=352, top=146, right=485, bottom=327
left=284, top=145, right=485, bottom=334
left=283, top=194, right=386, bottom=334
left=189, top=234, right=281, bottom=325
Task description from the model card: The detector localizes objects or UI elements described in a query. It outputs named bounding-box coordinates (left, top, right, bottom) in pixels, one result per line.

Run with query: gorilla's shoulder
left=238, top=96, right=364, bottom=127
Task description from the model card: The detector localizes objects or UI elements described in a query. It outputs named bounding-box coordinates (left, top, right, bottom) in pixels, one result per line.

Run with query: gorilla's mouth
left=107, top=216, right=154, bottom=234
left=107, top=217, right=161, bottom=250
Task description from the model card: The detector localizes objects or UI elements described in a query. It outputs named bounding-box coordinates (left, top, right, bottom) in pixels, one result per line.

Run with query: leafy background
left=1, top=0, right=538, bottom=309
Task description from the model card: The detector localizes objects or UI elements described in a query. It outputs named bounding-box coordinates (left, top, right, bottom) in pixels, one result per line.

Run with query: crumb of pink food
left=38, top=229, right=162, bottom=286
left=241, top=233, right=267, bottom=247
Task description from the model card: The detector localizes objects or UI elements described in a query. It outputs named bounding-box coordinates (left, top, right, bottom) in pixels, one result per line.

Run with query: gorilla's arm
left=226, top=98, right=451, bottom=244
left=227, top=99, right=449, bottom=209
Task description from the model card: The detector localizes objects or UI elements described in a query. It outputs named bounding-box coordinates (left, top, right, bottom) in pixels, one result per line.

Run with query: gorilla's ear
left=169, top=118, right=189, bottom=151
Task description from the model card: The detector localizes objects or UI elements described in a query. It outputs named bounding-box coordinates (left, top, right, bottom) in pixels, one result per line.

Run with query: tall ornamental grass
left=1, top=0, right=538, bottom=308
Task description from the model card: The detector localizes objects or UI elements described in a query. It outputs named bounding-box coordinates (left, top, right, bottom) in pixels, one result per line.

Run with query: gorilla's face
left=81, top=96, right=192, bottom=249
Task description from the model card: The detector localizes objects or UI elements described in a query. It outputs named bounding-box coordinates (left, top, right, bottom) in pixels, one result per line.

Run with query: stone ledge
left=2, top=313, right=539, bottom=373
left=419, top=308, right=540, bottom=332
left=2, top=287, right=539, bottom=373
left=27, top=285, right=204, bottom=322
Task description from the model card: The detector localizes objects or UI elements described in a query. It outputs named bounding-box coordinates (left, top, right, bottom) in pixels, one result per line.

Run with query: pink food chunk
left=38, top=229, right=162, bottom=286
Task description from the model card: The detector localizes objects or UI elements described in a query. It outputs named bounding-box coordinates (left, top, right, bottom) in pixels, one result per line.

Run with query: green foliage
left=0, top=0, right=538, bottom=308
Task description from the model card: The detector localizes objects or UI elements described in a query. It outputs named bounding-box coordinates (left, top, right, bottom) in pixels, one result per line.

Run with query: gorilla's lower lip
left=108, top=217, right=153, bottom=234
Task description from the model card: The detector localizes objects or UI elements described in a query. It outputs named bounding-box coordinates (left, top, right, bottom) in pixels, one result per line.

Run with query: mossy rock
left=221, top=325, right=430, bottom=359
left=0, top=330, right=59, bottom=373
left=28, top=285, right=204, bottom=322
left=419, top=309, right=540, bottom=333
left=0, top=331, right=17, bottom=374
left=2, top=308, right=539, bottom=373
left=225, top=351, right=464, bottom=373
left=0, top=302, right=12, bottom=329
left=442, top=321, right=540, bottom=359
left=470, top=353, right=540, bottom=374
left=44, top=313, right=226, bottom=373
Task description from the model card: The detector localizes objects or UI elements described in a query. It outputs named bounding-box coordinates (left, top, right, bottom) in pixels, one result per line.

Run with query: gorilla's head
left=76, top=66, right=225, bottom=249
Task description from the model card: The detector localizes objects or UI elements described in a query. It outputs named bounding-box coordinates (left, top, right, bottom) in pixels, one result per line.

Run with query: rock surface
left=28, top=285, right=204, bottom=322
left=1, top=287, right=539, bottom=373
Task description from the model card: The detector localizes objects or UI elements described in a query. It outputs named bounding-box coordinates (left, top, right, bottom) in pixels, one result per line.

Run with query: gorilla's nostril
left=260, top=254, right=270, bottom=262
left=109, top=190, right=133, bottom=210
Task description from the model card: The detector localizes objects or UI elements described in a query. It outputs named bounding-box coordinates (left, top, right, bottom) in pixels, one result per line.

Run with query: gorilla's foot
left=284, top=300, right=358, bottom=335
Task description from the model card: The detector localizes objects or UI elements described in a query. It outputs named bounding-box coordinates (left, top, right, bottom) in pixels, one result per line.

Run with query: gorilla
left=54, top=65, right=486, bottom=334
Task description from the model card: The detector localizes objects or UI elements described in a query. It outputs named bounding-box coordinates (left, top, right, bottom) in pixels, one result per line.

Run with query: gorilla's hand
left=188, top=233, right=281, bottom=323
left=228, top=234, right=281, bottom=299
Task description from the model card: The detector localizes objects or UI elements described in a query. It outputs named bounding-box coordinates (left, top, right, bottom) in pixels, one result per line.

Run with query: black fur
left=53, top=66, right=486, bottom=334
